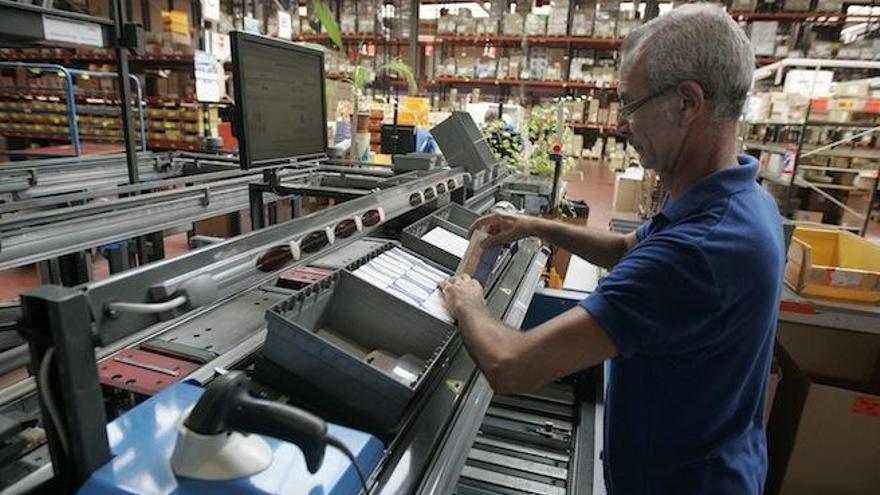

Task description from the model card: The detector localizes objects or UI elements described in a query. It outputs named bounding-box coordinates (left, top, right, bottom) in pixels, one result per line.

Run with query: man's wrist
left=456, top=298, right=489, bottom=322
left=528, top=216, right=551, bottom=240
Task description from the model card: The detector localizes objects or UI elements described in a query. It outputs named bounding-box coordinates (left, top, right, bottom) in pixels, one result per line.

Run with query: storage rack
left=744, top=58, right=880, bottom=235
left=3, top=1, right=880, bottom=159
left=0, top=62, right=147, bottom=157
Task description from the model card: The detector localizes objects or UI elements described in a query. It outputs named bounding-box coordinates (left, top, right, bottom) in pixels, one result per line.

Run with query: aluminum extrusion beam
left=81, top=168, right=467, bottom=344
left=0, top=168, right=315, bottom=271
left=0, top=163, right=303, bottom=215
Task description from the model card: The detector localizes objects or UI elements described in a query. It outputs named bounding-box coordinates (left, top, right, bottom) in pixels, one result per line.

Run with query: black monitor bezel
left=230, top=31, right=328, bottom=170
left=380, top=124, right=417, bottom=154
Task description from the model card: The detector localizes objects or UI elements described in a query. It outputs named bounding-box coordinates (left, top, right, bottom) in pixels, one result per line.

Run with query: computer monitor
left=231, top=31, right=327, bottom=169
left=380, top=124, right=417, bottom=154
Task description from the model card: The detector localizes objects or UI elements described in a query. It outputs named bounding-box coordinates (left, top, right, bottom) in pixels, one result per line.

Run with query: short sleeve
left=579, top=235, right=721, bottom=357
left=634, top=219, right=653, bottom=242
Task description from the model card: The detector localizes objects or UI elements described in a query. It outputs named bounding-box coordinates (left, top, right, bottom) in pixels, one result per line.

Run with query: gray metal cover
left=263, top=270, right=456, bottom=430
left=431, top=112, right=498, bottom=173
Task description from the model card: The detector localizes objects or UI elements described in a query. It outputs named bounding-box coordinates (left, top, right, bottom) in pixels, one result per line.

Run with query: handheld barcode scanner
left=171, top=371, right=328, bottom=479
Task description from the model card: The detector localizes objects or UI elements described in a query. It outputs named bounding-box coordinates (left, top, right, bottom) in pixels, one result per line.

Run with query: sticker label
left=43, top=15, right=104, bottom=47
left=829, top=269, right=862, bottom=287
left=852, top=396, right=880, bottom=417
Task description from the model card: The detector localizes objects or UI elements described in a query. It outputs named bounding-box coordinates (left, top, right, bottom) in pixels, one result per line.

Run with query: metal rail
left=0, top=166, right=315, bottom=271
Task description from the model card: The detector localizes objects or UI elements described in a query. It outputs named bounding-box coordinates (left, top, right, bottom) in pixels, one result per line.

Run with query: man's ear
left=675, top=80, right=706, bottom=125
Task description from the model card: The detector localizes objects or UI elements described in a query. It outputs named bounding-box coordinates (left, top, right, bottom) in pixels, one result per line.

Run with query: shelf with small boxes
left=0, top=47, right=196, bottom=67
left=430, top=0, right=633, bottom=99
left=743, top=75, right=880, bottom=234
left=729, top=10, right=880, bottom=23
left=430, top=75, right=616, bottom=90
left=732, top=1, right=880, bottom=64
left=0, top=63, right=218, bottom=153
left=435, top=34, right=623, bottom=49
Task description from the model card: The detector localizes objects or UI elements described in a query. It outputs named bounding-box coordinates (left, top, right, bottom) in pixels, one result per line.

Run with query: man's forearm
left=532, top=218, right=630, bottom=269
left=456, top=302, right=526, bottom=394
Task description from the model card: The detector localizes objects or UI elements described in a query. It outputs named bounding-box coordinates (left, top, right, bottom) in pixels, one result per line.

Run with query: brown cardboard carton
left=776, top=320, right=880, bottom=393
left=767, top=344, right=880, bottom=495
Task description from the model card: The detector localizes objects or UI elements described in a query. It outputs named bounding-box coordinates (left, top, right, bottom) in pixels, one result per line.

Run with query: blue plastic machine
left=79, top=380, right=384, bottom=495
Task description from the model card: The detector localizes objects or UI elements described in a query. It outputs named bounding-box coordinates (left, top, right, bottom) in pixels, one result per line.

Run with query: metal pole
left=783, top=100, right=812, bottom=217
left=861, top=173, right=879, bottom=236
left=112, top=0, right=140, bottom=185
left=549, top=152, right=563, bottom=214
left=409, top=0, right=419, bottom=82
left=61, top=69, right=82, bottom=156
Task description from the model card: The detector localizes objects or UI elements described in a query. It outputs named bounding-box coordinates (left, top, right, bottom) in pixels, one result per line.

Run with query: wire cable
left=38, top=347, right=70, bottom=458
left=326, top=434, right=369, bottom=494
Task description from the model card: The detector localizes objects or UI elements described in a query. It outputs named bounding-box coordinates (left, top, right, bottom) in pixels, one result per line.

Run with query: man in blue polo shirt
left=440, top=4, right=784, bottom=494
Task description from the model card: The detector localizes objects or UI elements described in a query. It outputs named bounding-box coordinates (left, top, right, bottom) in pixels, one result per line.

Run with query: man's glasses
left=256, top=207, right=386, bottom=272
left=618, top=85, right=677, bottom=124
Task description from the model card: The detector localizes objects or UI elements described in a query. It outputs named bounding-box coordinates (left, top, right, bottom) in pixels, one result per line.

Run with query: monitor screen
left=380, top=124, right=416, bottom=154
left=231, top=32, right=327, bottom=168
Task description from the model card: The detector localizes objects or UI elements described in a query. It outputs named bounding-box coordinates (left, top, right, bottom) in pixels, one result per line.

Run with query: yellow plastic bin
left=785, top=227, right=880, bottom=303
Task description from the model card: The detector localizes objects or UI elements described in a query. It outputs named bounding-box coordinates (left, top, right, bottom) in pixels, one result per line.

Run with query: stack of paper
left=352, top=247, right=454, bottom=324
left=421, top=226, right=469, bottom=258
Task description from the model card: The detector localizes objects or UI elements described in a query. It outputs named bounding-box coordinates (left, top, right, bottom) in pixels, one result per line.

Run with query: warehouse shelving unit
left=3, top=0, right=880, bottom=161
left=744, top=56, right=880, bottom=235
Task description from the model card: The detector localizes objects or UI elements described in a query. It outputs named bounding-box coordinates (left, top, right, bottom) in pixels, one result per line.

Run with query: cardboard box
left=502, top=14, right=524, bottom=35
left=776, top=320, right=880, bottom=393
left=767, top=343, right=880, bottom=495
left=792, top=210, right=823, bottom=223
left=571, top=12, right=593, bottom=36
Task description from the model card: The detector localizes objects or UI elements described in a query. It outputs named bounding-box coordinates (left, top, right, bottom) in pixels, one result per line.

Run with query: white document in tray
left=353, top=248, right=455, bottom=324
left=421, top=226, right=470, bottom=258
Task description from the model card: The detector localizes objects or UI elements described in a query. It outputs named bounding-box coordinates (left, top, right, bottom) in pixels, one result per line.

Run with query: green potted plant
left=313, top=0, right=416, bottom=159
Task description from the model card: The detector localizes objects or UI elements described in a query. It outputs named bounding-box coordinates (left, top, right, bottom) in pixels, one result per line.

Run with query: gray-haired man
left=441, top=4, right=784, bottom=494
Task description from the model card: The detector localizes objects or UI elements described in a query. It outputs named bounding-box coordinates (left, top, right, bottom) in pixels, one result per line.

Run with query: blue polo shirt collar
left=658, top=154, right=759, bottom=224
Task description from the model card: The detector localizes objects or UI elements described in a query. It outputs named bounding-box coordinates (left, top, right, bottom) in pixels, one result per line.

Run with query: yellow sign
left=162, top=10, right=190, bottom=36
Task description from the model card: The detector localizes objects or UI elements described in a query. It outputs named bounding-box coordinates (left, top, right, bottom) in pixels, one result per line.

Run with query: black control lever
left=184, top=371, right=328, bottom=473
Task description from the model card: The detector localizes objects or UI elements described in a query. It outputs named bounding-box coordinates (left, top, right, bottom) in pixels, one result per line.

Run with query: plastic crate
left=785, top=227, right=880, bottom=303
left=261, top=255, right=457, bottom=432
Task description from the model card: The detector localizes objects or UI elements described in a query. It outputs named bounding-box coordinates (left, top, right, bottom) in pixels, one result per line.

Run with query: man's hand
left=468, top=212, right=540, bottom=248
left=439, top=274, right=486, bottom=320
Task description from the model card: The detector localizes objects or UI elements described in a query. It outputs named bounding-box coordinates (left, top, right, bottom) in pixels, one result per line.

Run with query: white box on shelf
left=571, top=12, right=594, bottom=36
left=525, top=14, right=547, bottom=36
left=750, top=21, right=778, bottom=56
left=503, top=14, right=524, bottom=35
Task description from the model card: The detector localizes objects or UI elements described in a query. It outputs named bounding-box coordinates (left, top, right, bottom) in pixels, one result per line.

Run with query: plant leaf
left=377, top=60, right=417, bottom=94
left=351, top=65, right=372, bottom=93
left=313, top=0, right=343, bottom=51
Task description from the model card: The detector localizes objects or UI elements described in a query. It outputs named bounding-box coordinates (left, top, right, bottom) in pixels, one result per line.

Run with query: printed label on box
left=202, top=0, right=221, bottom=22
left=43, top=15, right=103, bottom=47
left=851, top=396, right=880, bottom=417
left=278, top=11, right=292, bottom=39
left=828, top=269, right=863, bottom=287
left=194, top=50, right=221, bottom=103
